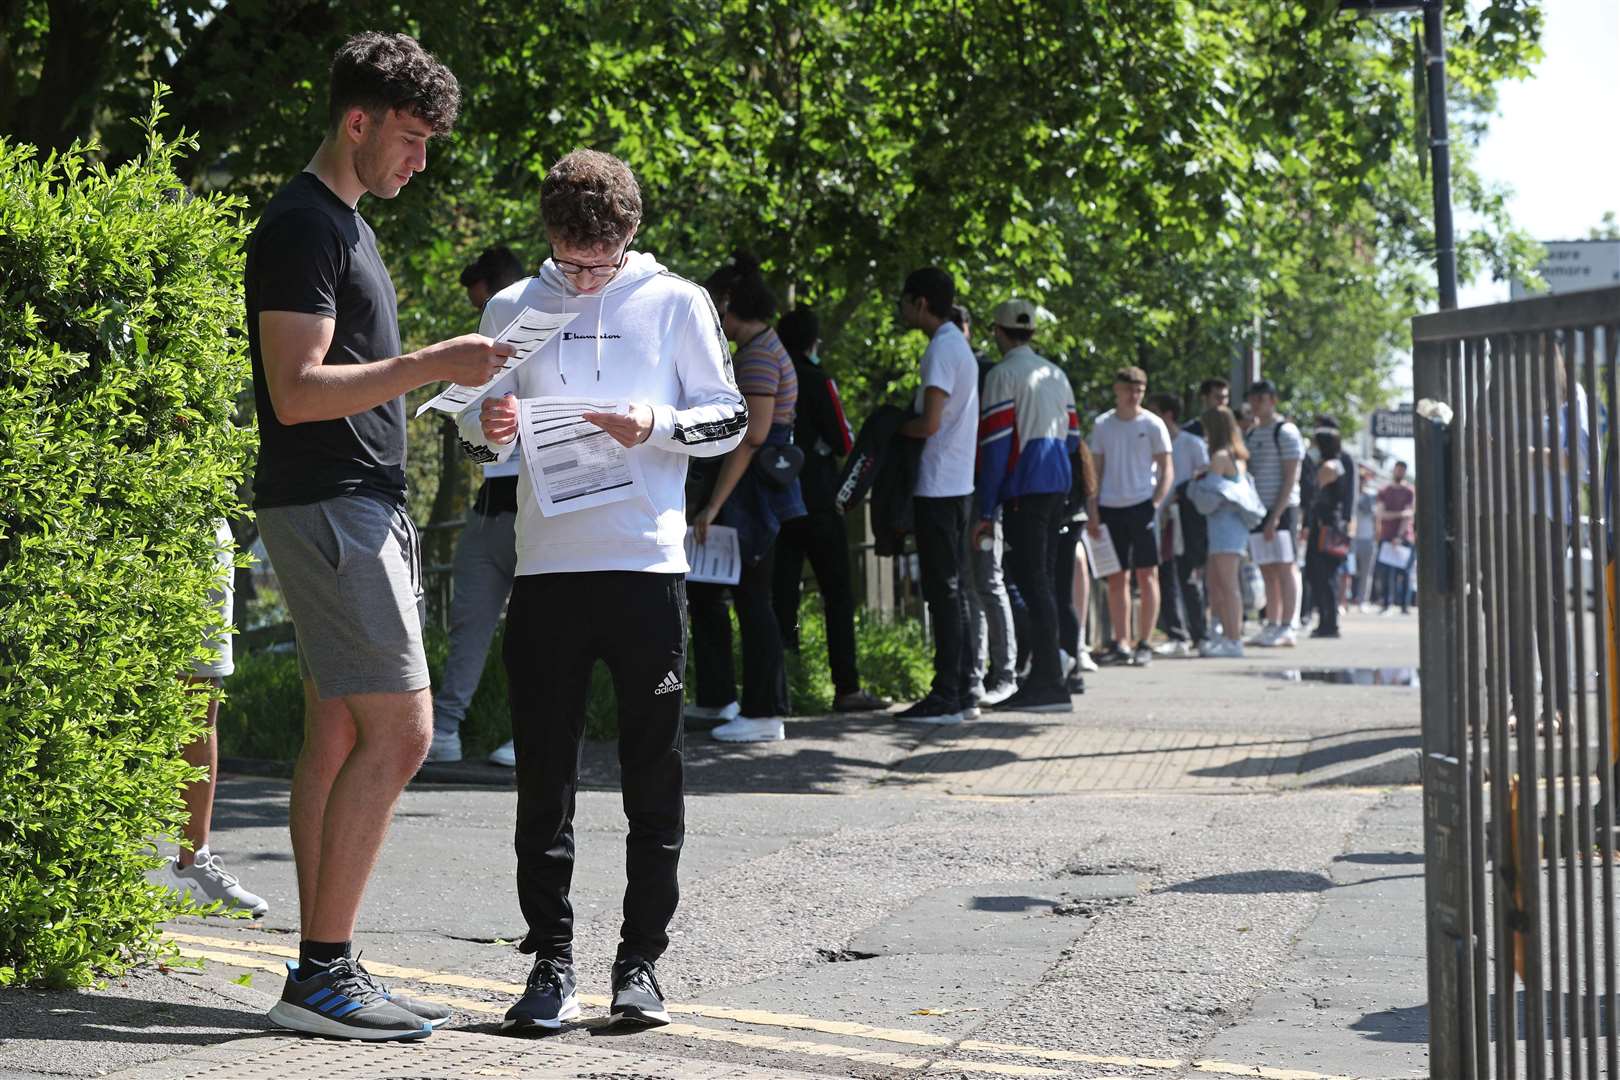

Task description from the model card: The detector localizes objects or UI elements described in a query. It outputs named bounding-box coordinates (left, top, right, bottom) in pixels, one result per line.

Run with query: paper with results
left=518, top=396, right=646, bottom=517
left=685, top=525, right=741, bottom=585
left=1082, top=524, right=1122, bottom=579
left=415, top=307, right=580, bottom=419
left=1248, top=527, right=1296, bottom=566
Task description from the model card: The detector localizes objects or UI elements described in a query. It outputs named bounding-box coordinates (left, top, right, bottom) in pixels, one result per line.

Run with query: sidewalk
left=0, top=609, right=1428, bottom=1079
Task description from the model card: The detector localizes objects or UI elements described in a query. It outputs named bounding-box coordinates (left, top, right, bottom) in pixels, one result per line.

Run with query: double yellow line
left=166, top=930, right=1362, bottom=1079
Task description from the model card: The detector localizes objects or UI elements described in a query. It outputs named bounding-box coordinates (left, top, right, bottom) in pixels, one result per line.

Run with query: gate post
left=1415, top=336, right=1475, bottom=1077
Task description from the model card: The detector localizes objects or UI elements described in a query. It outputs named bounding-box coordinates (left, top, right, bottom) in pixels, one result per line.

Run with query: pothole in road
left=1051, top=894, right=1136, bottom=918
left=816, top=948, right=879, bottom=963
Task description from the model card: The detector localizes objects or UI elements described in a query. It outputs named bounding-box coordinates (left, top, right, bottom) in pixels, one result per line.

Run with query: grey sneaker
left=424, top=731, right=462, bottom=763
left=355, top=956, right=451, bottom=1028
left=152, top=847, right=267, bottom=918
left=267, top=957, right=431, bottom=1041
left=611, top=957, right=671, bottom=1027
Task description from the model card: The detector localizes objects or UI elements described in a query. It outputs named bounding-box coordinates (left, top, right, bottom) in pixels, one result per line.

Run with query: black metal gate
left=1416, top=286, right=1620, bottom=1077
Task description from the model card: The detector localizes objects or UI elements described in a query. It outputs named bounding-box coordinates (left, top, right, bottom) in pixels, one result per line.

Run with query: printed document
left=415, top=307, right=580, bottom=418
left=685, top=525, right=741, bottom=585
left=1248, top=528, right=1296, bottom=566
left=1377, top=540, right=1413, bottom=569
left=518, top=396, right=645, bottom=517
left=1082, top=524, right=1123, bottom=579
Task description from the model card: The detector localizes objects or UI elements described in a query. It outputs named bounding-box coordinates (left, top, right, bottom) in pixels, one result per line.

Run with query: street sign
left=1373, top=405, right=1415, bottom=438
left=1510, top=239, right=1620, bottom=300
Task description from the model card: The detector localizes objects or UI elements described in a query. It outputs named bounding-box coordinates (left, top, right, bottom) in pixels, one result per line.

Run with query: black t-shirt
left=246, top=172, right=406, bottom=509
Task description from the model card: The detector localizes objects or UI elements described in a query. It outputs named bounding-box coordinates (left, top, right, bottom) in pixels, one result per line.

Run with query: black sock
left=298, top=939, right=351, bottom=977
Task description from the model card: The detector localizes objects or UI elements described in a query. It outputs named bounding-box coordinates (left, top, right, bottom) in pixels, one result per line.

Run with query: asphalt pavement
left=0, top=609, right=1428, bottom=1079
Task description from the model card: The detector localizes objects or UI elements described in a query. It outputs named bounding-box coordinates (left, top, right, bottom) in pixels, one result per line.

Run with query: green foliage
left=0, top=88, right=254, bottom=987
left=2, top=1, right=1545, bottom=531
left=218, top=602, right=931, bottom=760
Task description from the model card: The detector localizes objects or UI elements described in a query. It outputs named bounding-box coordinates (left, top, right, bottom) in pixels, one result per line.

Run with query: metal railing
left=1415, top=285, right=1620, bottom=1078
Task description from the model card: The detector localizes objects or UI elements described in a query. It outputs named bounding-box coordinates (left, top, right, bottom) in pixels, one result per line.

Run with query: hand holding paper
left=582, top=404, right=655, bottom=448
left=417, top=333, right=515, bottom=388
left=415, top=307, right=580, bottom=419
left=482, top=393, right=520, bottom=445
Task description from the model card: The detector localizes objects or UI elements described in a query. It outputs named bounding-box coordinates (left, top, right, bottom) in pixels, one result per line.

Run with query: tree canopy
left=2, top=0, right=1545, bottom=524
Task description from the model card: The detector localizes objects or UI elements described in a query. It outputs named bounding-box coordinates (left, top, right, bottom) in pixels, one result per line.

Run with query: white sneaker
left=1075, top=650, right=1100, bottom=673
left=686, top=701, right=740, bottom=723
left=979, top=681, right=1017, bottom=706
left=1202, top=637, right=1245, bottom=659
left=152, top=847, right=268, bottom=917
left=1246, top=623, right=1281, bottom=647
left=487, top=740, right=517, bottom=767
left=1154, top=640, right=1193, bottom=658
left=424, top=731, right=462, bottom=763
left=1275, top=627, right=1298, bottom=648
left=711, top=716, right=786, bottom=743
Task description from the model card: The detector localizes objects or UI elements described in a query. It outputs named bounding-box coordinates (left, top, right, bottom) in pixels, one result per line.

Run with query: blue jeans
left=1376, top=545, right=1413, bottom=612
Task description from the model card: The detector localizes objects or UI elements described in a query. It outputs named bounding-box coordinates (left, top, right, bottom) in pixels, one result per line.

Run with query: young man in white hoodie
left=459, top=149, right=746, bottom=1031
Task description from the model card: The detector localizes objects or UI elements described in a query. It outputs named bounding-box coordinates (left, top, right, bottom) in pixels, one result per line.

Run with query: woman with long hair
left=1194, top=407, right=1255, bottom=657
left=687, top=251, right=806, bottom=743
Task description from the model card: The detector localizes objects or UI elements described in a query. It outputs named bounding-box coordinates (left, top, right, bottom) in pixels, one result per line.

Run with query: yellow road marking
left=169, top=933, right=1365, bottom=1080
left=959, top=1038, right=1180, bottom=1069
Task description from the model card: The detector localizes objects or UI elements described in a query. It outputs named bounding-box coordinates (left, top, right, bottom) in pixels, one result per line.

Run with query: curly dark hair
left=328, top=32, right=460, bottom=135
left=540, top=149, right=643, bottom=249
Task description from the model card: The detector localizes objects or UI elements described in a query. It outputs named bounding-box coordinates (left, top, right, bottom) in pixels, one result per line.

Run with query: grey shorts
left=257, top=495, right=428, bottom=700
left=191, top=519, right=236, bottom=681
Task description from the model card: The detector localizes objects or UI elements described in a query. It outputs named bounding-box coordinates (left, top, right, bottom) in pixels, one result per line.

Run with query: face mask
left=807, top=350, right=822, bottom=366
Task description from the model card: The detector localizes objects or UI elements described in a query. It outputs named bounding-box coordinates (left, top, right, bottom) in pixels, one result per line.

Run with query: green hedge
left=220, top=600, right=932, bottom=761
left=0, top=92, right=254, bottom=987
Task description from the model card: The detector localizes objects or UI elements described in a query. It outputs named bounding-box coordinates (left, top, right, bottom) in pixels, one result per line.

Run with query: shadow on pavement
left=1334, top=851, right=1423, bottom=865
left=1350, top=1001, right=1429, bottom=1043
left=0, top=991, right=273, bottom=1046
left=1189, top=729, right=1418, bottom=780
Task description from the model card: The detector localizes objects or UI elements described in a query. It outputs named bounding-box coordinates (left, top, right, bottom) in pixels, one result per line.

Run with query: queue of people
left=148, top=28, right=1417, bottom=1049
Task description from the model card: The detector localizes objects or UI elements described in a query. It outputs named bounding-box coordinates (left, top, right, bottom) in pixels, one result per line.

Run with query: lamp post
left=1340, top=0, right=1458, bottom=310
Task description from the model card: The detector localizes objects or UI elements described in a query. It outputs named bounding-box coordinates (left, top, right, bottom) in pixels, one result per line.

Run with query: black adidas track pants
left=504, top=571, right=687, bottom=965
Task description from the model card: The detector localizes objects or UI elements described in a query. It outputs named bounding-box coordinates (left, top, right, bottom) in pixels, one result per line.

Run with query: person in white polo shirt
left=895, top=267, right=980, bottom=724
left=1086, top=366, right=1173, bottom=667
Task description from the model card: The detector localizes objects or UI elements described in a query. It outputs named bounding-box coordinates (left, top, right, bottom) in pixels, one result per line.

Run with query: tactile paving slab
left=103, top=1030, right=826, bottom=1080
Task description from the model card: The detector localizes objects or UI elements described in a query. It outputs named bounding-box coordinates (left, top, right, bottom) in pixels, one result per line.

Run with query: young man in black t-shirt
left=248, top=32, right=512, bottom=1041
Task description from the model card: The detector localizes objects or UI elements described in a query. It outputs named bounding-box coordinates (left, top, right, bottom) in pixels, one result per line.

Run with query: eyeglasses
left=553, top=244, right=629, bottom=280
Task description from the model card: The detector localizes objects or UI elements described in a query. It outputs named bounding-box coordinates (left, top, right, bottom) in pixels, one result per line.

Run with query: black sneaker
left=894, top=693, right=964, bottom=725
left=1131, top=641, right=1154, bottom=667
left=611, top=957, right=671, bottom=1027
left=503, top=957, right=580, bottom=1032
left=1065, top=671, right=1087, bottom=695
left=356, top=956, right=452, bottom=1028
left=1097, top=644, right=1134, bottom=666
left=267, top=957, right=431, bottom=1041
left=833, top=688, right=892, bottom=713
left=992, top=684, right=1072, bottom=713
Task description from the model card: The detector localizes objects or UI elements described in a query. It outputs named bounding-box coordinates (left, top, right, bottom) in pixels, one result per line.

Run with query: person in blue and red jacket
left=972, top=299, right=1080, bottom=713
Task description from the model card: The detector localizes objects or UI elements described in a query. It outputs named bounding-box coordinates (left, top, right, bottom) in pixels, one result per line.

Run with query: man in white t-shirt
left=896, top=267, right=980, bottom=724
left=1086, top=366, right=1173, bottom=667
left=1243, top=379, right=1305, bottom=647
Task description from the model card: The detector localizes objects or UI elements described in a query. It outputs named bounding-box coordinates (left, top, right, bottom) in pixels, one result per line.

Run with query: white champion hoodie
left=456, top=251, right=746, bottom=576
